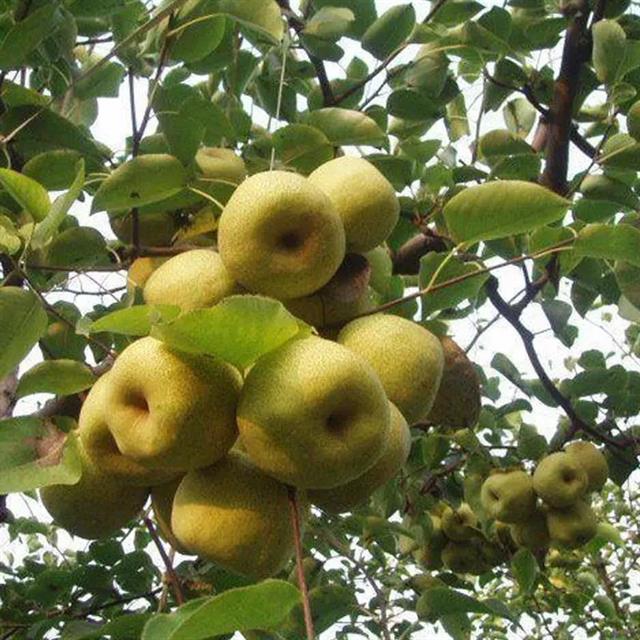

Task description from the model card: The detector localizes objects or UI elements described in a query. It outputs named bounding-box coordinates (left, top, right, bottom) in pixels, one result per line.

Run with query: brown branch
left=287, top=486, right=315, bottom=640
left=143, top=517, right=185, bottom=606
left=391, top=231, right=449, bottom=275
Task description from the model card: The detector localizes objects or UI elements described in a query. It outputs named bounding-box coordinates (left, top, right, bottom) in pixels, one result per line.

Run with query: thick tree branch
left=392, top=231, right=448, bottom=275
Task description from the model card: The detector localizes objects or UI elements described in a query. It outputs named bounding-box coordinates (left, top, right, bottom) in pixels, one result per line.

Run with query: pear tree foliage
left=1, top=0, right=640, bottom=639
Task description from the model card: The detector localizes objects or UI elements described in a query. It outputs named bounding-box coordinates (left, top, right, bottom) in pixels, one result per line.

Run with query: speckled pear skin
left=237, top=336, right=391, bottom=489
left=480, top=469, right=537, bottom=523
left=309, top=402, right=411, bottom=513
left=171, top=452, right=298, bottom=579
left=427, top=336, right=481, bottom=430
left=565, top=440, right=609, bottom=492
left=510, top=509, right=550, bottom=550
left=151, top=476, right=190, bottom=554
left=546, top=500, right=598, bottom=549
left=78, top=375, right=177, bottom=487
left=308, top=157, right=400, bottom=253
left=143, top=249, right=240, bottom=311
left=195, top=147, right=247, bottom=184
left=218, top=171, right=346, bottom=299
left=40, top=445, right=148, bottom=540
left=127, top=256, right=168, bottom=293
left=533, top=452, right=588, bottom=508
left=104, top=337, right=242, bottom=472
left=338, top=314, right=445, bottom=425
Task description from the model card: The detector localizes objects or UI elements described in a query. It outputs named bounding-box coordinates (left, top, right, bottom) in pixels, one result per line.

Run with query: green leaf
left=45, top=227, right=108, bottom=269
left=23, top=150, right=84, bottom=191
left=152, top=295, right=310, bottom=369
left=75, top=61, right=126, bottom=99
left=141, top=581, right=300, bottom=640
left=592, top=19, right=626, bottom=84
left=17, top=360, right=96, bottom=398
left=87, top=305, right=181, bottom=337
left=311, top=0, right=377, bottom=38
left=362, top=4, right=415, bottom=60
left=273, top=124, right=333, bottom=174
left=0, top=287, right=48, bottom=380
left=171, top=13, right=226, bottom=63
left=0, top=4, right=58, bottom=70
left=600, top=133, right=640, bottom=169
left=304, top=7, right=354, bottom=41
left=443, top=180, right=570, bottom=244
left=0, top=168, right=50, bottom=221
left=387, top=89, right=441, bottom=121
left=208, top=0, right=284, bottom=43
left=0, top=418, right=82, bottom=493
left=0, top=215, right=20, bottom=255
left=419, top=253, right=488, bottom=316
left=91, top=155, right=188, bottom=213
left=158, top=113, right=206, bottom=165
left=303, top=108, right=386, bottom=147
left=516, top=423, right=548, bottom=460
left=511, top=548, right=539, bottom=593
left=420, top=587, right=514, bottom=620
left=32, top=160, right=85, bottom=250
left=574, top=223, right=640, bottom=266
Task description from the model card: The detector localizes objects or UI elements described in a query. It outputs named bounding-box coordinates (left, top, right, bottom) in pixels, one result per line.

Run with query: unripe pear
left=480, top=469, right=537, bottom=523
left=533, top=452, right=588, bottom=508
left=237, top=336, right=390, bottom=489
left=40, top=446, right=148, bottom=540
left=338, top=314, right=444, bottom=424
left=172, top=452, right=299, bottom=579
left=143, top=249, right=240, bottom=311
left=510, top=509, right=550, bottom=550
left=564, top=440, right=608, bottom=492
left=195, top=147, right=247, bottom=184
left=546, top=500, right=598, bottom=549
left=127, top=257, right=168, bottom=294
left=426, top=336, right=481, bottom=430
left=78, top=374, right=176, bottom=486
left=151, top=477, right=190, bottom=554
left=308, top=402, right=411, bottom=513
left=308, top=157, right=400, bottom=253
left=104, top=337, right=241, bottom=471
left=110, top=211, right=179, bottom=247
left=628, top=100, right=640, bottom=140
left=441, top=503, right=478, bottom=541
left=218, top=171, right=345, bottom=299
left=364, top=246, right=393, bottom=293
left=441, top=541, right=489, bottom=575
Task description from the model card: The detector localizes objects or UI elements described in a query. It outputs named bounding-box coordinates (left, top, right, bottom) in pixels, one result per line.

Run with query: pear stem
left=287, top=486, right=315, bottom=640
left=144, top=517, right=185, bottom=606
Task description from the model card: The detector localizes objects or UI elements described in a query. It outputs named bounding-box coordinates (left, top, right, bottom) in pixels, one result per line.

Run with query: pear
left=151, top=477, right=190, bottom=554
left=104, top=337, right=241, bottom=471
left=546, top=500, right=598, bottom=549
left=110, top=210, right=179, bottom=247
left=480, top=469, right=537, bottom=523
left=195, top=147, right=247, bottom=184
left=441, top=541, right=489, bottom=575
left=441, top=503, right=478, bottom=541
left=533, top=452, right=588, bottom=507
left=40, top=445, right=148, bottom=540
left=426, top=336, right=481, bottom=430
left=510, top=509, right=551, bottom=550
left=78, top=374, right=176, bottom=486
left=364, top=246, right=393, bottom=294
left=308, top=402, right=411, bottom=513
left=416, top=515, right=448, bottom=569
left=565, top=440, right=608, bottom=492
left=171, top=452, right=299, bottom=579
left=308, top=157, right=400, bottom=253
left=338, top=314, right=444, bottom=424
left=218, top=171, right=345, bottom=299
left=127, top=257, right=168, bottom=293
left=143, top=249, right=240, bottom=311
left=237, top=336, right=390, bottom=489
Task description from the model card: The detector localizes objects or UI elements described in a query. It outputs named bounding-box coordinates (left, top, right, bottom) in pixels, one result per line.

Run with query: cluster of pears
left=41, top=156, right=457, bottom=580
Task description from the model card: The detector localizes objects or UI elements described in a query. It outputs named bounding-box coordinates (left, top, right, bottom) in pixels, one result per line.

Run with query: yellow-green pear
left=480, top=469, right=537, bottom=523
left=218, top=171, right=345, bottom=299
left=237, top=336, right=390, bottom=489
left=533, top=452, right=588, bottom=507
left=441, top=541, right=488, bottom=575
left=628, top=100, right=640, bottom=140
left=196, top=147, right=247, bottom=183
left=565, top=440, right=608, bottom=492
left=308, top=157, right=399, bottom=253
left=546, top=500, right=598, bottom=549
left=365, top=246, right=393, bottom=293
left=127, top=257, right=168, bottom=294
left=143, top=249, right=240, bottom=311
left=338, top=314, right=444, bottom=424
left=308, top=402, right=411, bottom=512
left=104, top=337, right=241, bottom=471
left=416, top=515, right=447, bottom=569
left=171, top=452, right=299, bottom=579
left=78, top=375, right=176, bottom=486
left=441, top=503, right=478, bottom=541
left=427, top=336, right=481, bottom=430
left=510, top=509, right=551, bottom=550
left=151, top=477, right=190, bottom=554
left=40, top=446, right=148, bottom=540
left=110, top=211, right=179, bottom=247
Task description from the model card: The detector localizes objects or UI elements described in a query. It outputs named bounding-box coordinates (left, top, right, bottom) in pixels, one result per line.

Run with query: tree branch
left=143, top=517, right=185, bottom=606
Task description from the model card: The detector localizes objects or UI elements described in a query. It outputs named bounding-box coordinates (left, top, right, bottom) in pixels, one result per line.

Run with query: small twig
left=287, top=487, right=315, bottom=640
left=144, top=517, right=185, bottom=606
